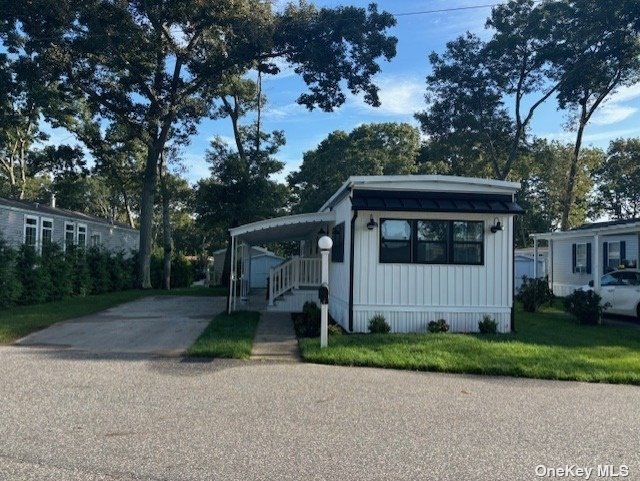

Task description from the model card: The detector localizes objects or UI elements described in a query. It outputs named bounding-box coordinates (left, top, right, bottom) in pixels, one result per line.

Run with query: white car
left=583, top=269, right=640, bottom=318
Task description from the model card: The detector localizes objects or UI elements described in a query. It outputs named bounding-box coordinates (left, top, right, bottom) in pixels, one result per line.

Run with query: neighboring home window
left=331, top=223, right=344, bottom=262
left=603, top=241, right=627, bottom=271
left=24, top=216, right=38, bottom=247
left=381, top=219, right=484, bottom=265
left=416, top=220, right=448, bottom=263
left=41, top=218, right=53, bottom=246
left=90, top=233, right=101, bottom=247
left=452, top=221, right=484, bottom=264
left=65, top=222, right=76, bottom=250
left=380, top=219, right=412, bottom=263
left=572, top=242, right=591, bottom=274
left=77, top=224, right=87, bottom=248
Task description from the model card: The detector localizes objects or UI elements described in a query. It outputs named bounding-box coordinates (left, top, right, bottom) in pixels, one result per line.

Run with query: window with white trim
left=24, top=216, right=38, bottom=247
left=575, top=243, right=588, bottom=272
left=65, top=222, right=75, bottom=250
left=90, top=233, right=101, bottom=247
left=41, top=218, right=53, bottom=246
left=607, top=241, right=621, bottom=270
left=77, top=224, right=87, bottom=248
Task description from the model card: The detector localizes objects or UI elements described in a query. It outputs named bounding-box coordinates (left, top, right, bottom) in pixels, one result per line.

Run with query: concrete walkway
left=250, top=311, right=300, bottom=362
left=16, top=296, right=225, bottom=357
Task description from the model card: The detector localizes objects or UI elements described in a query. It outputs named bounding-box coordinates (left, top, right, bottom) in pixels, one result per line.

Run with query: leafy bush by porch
left=298, top=301, right=640, bottom=385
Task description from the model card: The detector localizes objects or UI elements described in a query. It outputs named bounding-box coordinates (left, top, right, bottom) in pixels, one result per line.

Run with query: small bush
left=67, top=246, right=91, bottom=296
left=293, top=302, right=343, bottom=338
left=427, top=319, right=449, bottom=333
left=563, top=289, right=608, bottom=325
left=478, top=315, right=498, bottom=334
left=368, top=314, right=391, bottom=334
left=16, top=245, right=49, bottom=305
left=328, top=324, right=343, bottom=336
left=41, top=242, right=72, bottom=301
left=516, top=276, right=554, bottom=312
left=0, top=237, right=22, bottom=307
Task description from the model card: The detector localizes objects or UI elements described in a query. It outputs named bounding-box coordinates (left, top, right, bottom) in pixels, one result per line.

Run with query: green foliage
left=15, top=245, right=49, bottom=305
left=86, top=247, right=111, bottom=294
left=0, top=237, right=22, bottom=307
left=368, top=314, right=391, bottom=334
left=563, top=289, right=608, bottom=325
left=516, top=276, right=554, bottom=312
left=40, top=242, right=72, bottom=301
left=288, top=123, right=420, bottom=213
left=150, top=251, right=195, bottom=289
left=293, top=301, right=342, bottom=338
left=66, top=246, right=91, bottom=297
left=427, top=319, right=449, bottom=333
left=478, top=315, right=498, bottom=334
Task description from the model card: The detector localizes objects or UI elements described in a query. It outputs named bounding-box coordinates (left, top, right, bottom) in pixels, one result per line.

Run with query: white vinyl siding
left=350, top=211, right=513, bottom=333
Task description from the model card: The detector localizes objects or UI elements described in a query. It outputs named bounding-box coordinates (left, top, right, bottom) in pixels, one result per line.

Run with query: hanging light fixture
left=367, top=215, right=378, bottom=231
left=490, top=217, right=503, bottom=233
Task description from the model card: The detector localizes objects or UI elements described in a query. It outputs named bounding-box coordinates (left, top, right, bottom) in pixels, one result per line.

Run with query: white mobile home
left=531, top=219, right=640, bottom=297
left=0, top=197, right=139, bottom=254
left=228, top=175, right=523, bottom=333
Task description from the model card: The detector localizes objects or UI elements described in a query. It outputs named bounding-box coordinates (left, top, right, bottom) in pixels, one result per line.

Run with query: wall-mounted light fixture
left=490, top=217, right=503, bottom=233
left=366, top=215, right=378, bottom=231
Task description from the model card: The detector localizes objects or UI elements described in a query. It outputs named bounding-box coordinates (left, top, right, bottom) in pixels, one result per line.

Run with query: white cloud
left=352, top=75, right=424, bottom=116
left=541, top=126, right=640, bottom=144
left=264, top=102, right=305, bottom=119
left=591, top=83, right=640, bottom=126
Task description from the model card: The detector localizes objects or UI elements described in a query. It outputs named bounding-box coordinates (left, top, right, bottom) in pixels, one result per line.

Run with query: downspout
left=511, top=218, right=516, bottom=333
left=349, top=208, right=358, bottom=332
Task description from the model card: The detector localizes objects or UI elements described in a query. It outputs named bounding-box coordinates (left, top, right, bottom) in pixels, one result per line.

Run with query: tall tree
left=4, top=1, right=397, bottom=287
left=542, top=0, right=640, bottom=229
left=289, top=122, right=420, bottom=213
left=593, top=139, right=640, bottom=220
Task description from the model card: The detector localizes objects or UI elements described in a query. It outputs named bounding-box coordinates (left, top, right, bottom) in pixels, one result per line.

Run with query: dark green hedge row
left=0, top=238, right=195, bottom=308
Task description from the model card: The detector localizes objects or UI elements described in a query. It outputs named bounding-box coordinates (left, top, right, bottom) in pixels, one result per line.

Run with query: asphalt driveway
left=15, top=296, right=225, bottom=356
left=0, top=347, right=638, bottom=481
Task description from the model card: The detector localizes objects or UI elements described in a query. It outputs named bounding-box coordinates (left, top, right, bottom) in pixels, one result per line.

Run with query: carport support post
left=533, top=237, right=538, bottom=279
left=593, top=234, right=601, bottom=292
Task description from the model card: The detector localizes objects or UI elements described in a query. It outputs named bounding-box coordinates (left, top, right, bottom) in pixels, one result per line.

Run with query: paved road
left=1, top=347, right=638, bottom=481
left=15, top=296, right=225, bottom=356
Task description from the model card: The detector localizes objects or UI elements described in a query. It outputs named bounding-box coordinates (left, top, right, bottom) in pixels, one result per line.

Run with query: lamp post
left=317, top=235, right=333, bottom=348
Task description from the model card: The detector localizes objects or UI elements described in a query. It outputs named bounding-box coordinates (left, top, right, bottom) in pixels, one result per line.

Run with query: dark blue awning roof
left=351, top=190, right=524, bottom=214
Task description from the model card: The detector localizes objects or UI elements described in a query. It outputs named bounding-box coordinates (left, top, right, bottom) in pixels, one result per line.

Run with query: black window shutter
left=586, top=243, right=592, bottom=274
left=572, top=244, right=577, bottom=273
left=621, top=241, right=626, bottom=263
left=603, top=242, right=608, bottom=271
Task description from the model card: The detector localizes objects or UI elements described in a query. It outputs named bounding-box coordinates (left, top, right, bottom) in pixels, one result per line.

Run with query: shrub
left=478, top=315, right=498, bottom=334
left=67, top=245, right=91, bottom=296
left=41, top=242, right=72, bottom=301
left=368, top=314, right=391, bottom=334
left=151, top=251, right=195, bottom=288
left=327, top=323, right=343, bottom=336
left=86, top=247, right=111, bottom=294
left=0, top=237, right=22, bottom=307
left=293, top=302, right=343, bottom=338
left=516, top=276, right=554, bottom=312
left=427, top=319, right=449, bottom=333
left=16, top=245, right=49, bottom=305
left=563, top=289, right=608, bottom=325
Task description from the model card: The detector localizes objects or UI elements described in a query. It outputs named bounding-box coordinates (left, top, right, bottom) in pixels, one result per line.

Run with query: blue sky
left=42, top=0, right=640, bottom=184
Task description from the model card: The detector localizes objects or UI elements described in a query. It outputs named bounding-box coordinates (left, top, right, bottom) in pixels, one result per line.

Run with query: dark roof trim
left=570, top=217, right=640, bottom=231
left=351, top=190, right=524, bottom=214
left=0, top=197, right=137, bottom=230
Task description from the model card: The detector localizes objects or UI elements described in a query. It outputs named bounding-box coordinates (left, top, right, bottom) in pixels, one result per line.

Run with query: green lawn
left=185, top=310, right=260, bottom=359
left=298, top=302, right=640, bottom=384
left=0, top=286, right=227, bottom=344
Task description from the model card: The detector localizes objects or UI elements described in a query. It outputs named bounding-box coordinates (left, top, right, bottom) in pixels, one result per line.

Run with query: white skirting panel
left=329, top=296, right=349, bottom=329
left=551, top=283, right=581, bottom=297
left=352, top=306, right=512, bottom=333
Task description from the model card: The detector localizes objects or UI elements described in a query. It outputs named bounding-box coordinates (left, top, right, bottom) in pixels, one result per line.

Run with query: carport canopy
left=229, top=211, right=336, bottom=245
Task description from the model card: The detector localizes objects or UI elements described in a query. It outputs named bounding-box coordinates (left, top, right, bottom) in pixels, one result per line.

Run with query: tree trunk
left=561, top=105, right=588, bottom=230
left=160, top=161, right=172, bottom=290
left=137, top=148, right=159, bottom=288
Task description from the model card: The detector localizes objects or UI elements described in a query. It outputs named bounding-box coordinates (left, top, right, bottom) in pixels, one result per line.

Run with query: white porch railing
left=268, top=257, right=321, bottom=305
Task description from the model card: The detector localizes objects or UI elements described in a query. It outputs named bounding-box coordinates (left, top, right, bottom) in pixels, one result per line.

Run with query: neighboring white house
left=0, top=197, right=139, bottom=254
left=228, top=175, right=523, bottom=333
left=531, top=219, right=640, bottom=297
left=514, top=247, right=548, bottom=291
left=211, top=246, right=283, bottom=287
